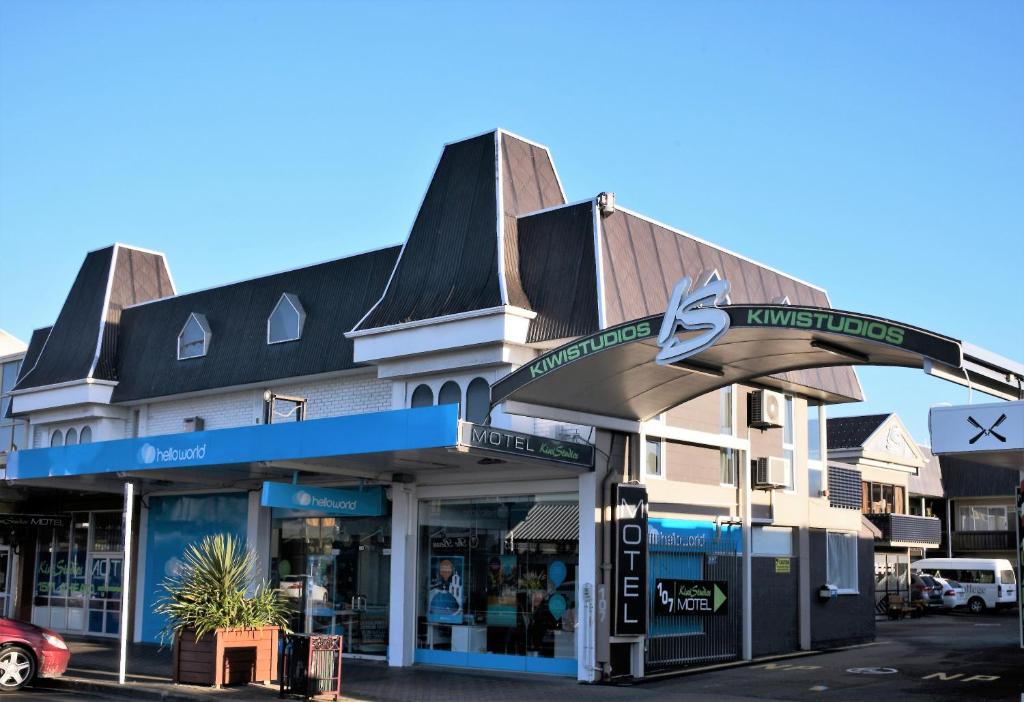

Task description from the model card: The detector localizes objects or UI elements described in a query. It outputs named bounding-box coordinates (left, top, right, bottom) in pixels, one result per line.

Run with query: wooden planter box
left=172, top=626, right=280, bottom=688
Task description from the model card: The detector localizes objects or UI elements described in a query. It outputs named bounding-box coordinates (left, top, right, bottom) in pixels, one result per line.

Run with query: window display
left=271, top=513, right=391, bottom=657
left=416, top=495, right=579, bottom=673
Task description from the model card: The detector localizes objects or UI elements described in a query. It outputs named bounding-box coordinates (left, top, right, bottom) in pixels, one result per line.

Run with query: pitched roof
left=354, top=130, right=565, bottom=331
left=909, top=445, right=944, bottom=498
left=111, top=246, right=400, bottom=402
left=827, top=414, right=890, bottom=449
left=14, top=245, right=173, bottom=391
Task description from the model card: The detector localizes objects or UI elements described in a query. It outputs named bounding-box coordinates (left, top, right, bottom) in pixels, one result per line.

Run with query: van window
left=959, top=569, right=995, bottom=584
left=1000, top=570, right=1016, bottom=584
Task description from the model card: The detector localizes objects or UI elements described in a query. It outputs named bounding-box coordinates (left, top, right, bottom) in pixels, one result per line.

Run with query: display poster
left=427, top=555, right=465, bottom=624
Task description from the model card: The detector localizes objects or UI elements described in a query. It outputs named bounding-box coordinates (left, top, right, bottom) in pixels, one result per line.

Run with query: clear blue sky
left=1, top=1, right=1021, bottom=442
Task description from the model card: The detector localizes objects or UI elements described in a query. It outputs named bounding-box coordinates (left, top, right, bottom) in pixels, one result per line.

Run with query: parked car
left=912, top=557, right=1017, bottom=614
left=914, top=574, right=945, bottom=608
left=0, top=618, right=70, bottom=691
left=932, top=576, right=967, bottom=610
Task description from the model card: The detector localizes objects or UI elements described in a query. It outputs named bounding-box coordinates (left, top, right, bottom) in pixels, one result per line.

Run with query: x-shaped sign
left=967, top=414, right=1007, bottom=444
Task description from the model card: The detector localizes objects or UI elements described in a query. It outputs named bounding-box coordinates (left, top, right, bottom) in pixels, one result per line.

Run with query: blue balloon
left=548, top=560, right=567, bottom=588
left=548, top=594, right=567, bottom=620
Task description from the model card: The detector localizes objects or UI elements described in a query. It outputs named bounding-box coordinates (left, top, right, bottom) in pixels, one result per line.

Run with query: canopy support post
left=118, top=481, right=135, bottom=685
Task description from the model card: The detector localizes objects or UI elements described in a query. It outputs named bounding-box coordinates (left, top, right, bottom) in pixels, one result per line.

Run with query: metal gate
left=646, top=519, right=742, bottom=671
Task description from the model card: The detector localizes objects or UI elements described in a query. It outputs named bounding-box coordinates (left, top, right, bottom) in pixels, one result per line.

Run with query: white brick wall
left=142, top=373, right=393, bottom=437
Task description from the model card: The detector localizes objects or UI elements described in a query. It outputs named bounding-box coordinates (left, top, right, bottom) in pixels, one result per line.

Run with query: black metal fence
left=279, top=634, right=342, bottom=700
left=645, top=524, right=742, bottom=671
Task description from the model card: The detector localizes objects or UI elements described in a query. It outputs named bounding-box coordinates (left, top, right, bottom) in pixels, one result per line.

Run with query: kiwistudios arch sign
left=490, top=276, right=964, bottom=420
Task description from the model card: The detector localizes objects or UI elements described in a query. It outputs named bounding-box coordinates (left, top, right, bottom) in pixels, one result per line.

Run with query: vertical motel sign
left=613, top=484, right=648, bottom=636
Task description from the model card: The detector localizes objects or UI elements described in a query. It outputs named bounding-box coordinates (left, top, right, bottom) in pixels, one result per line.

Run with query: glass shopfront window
left=32, top=511, right=121, bottom=636
left=415, top=494, right=579, bottom=675
left=271, top=512, right=391, bottom=657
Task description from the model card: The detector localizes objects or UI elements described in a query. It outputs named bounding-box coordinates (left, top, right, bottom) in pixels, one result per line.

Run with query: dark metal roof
left=517, top=201, right=600, bottom=343
left=16, top=327, right=50, bottom=385
left=14, top=245, right=174, bottom=392
left=14, top=247, right=113, bottom=390
left=827, top=414, right=890, bottom=449
left=939, top=454, right=1018, bottom=498
left=354, top=131, right=565, bottom=331
left=111, top=246, right=400, bottom=402
left=599, top=209, right=863, bottom=402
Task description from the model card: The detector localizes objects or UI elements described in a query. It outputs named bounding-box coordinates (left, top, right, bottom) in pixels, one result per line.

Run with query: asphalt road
left=638, top=609, right=1023, bottom=701
left=10, top=610, right=1023, bottom=701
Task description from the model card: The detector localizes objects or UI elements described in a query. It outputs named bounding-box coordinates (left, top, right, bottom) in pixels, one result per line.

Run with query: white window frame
left=719, top=447, right=739, bottom=487
left=177, top=312, right=212, bottom=360
left=782, top=395, right=795, bottom=492
left=645, top=437, right=664, bottom=479
left=826, top=530, right=859, bottom=595
left=719, top=384, right=735, bottom=436
left=267, top=293, right=306, bottom=345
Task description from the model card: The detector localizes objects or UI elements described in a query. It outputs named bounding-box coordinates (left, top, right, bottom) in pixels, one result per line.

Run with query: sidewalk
left=32, top=637, right=609, bottom=702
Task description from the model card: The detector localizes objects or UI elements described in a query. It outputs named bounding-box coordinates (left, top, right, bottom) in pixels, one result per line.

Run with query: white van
left=911, top=558, right=1017, bottom=614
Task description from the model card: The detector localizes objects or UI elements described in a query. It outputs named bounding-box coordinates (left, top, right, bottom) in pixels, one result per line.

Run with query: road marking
left=846, top=667, right=897, bottom=675
left=922, top=672, right=1000, bottom=682
left=809, top=685, right=828, bottom=691
left=753, top=663, right=821, bottom=671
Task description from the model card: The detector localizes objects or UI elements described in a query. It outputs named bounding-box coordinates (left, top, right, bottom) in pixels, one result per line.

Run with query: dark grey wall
left=809, top=530, right=876, bottom=648
left=752, top=556, right=800, bottom=657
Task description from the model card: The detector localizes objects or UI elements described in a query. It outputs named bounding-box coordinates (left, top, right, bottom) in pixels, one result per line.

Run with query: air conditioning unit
left=749, top=389, right=785, bottom=429
left=753, top=457, right=788, bottom=489
left=183, top=416, right=205, bottom=432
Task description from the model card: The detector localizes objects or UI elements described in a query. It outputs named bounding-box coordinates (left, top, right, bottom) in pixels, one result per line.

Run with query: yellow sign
left=775, top=557, right=791, bottom=574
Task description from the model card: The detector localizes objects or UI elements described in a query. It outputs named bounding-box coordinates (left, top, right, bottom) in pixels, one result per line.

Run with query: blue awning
left=8, top=405, right=460, bottom=480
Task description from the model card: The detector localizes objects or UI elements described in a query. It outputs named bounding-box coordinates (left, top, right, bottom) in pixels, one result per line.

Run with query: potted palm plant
left=156, top=533, right=291, bottom=688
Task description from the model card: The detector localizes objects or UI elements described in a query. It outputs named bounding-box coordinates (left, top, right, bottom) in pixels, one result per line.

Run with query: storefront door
left=414, top=495, right=580, bottom=676
left=0, top=547, right=10, bottom=617
left=273, top=515, right=392, bottom=658
left=86, top=555, right=122, bottom=637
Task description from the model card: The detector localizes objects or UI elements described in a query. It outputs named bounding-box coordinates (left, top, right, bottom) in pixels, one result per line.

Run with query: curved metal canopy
left=491, top=304, right=967, bottom=422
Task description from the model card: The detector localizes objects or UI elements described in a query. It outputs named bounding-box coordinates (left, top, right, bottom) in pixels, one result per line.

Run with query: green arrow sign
left=713, top=584, right=727, bottom=612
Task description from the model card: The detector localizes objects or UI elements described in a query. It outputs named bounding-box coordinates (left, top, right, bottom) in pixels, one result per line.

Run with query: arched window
left=79, top=426, right=93, bottom=444
left=437, top=381, right=461, bottom=415
left=178, top=313, right=211, bottom=360
left=268, top=293, right=306, bottom=344
left=65, top=427, right=78, bottom=446
left=466, top=377, right=490, bottom=423
left=410, top=384, right=434, bottom=408
left=50, top=429, right=64, bottom=447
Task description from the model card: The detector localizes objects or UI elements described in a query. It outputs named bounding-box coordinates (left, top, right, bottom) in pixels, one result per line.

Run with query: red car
left=0, top=618, right=70, bottom=691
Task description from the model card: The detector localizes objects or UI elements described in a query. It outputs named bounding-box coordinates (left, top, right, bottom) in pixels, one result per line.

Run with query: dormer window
left=178, top=313, right=211, bottom=360
left=267, top=293, right=305, bottom=344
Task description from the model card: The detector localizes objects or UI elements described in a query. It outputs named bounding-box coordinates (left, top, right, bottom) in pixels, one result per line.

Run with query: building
left=826, top=413, right=942, bottom=604
left=5, top=130, right=880, bottom=681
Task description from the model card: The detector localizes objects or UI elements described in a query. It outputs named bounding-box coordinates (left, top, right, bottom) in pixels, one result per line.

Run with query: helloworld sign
left=260, top=482, right=387, bottom=517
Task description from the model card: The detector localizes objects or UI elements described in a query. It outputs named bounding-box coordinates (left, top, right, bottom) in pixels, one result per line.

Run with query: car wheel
left=0, top=645, right=35, bottom=691
left=967, top=597, right=986, bottom=615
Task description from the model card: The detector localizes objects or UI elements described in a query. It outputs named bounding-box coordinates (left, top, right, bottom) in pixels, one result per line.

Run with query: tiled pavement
left=33, top=638, right=694, bottom=702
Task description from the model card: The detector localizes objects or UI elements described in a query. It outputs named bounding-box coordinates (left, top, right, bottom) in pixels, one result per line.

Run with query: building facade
left=4, top=130, right=877, bottom=681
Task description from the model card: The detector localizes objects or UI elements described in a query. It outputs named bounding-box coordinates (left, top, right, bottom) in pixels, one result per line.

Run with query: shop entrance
left=272, top=515, right=391, bottom=658
left=0, top=546, right=11, bottom=617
